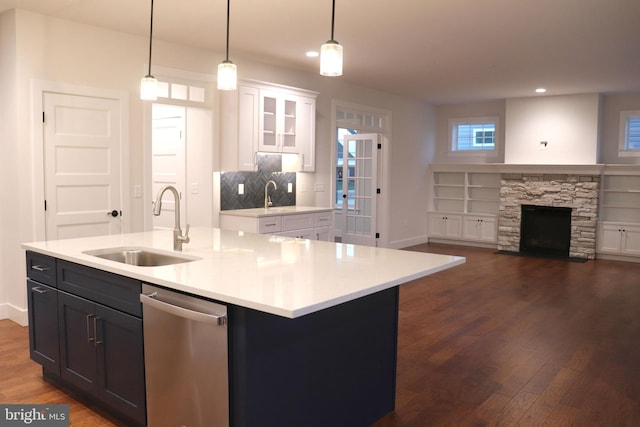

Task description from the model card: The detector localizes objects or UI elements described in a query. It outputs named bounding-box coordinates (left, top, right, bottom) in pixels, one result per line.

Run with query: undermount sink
left=83, top=247, right=200, bottom=267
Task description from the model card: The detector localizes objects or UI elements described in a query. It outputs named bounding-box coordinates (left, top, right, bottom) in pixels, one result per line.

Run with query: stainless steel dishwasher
left=140, top=284, right=229, bottom=427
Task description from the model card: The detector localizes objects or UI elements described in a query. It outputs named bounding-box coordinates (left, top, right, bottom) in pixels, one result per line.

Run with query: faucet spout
left=264, top=180, right=278, bottom=210
left=153, top=185, right=190, bottom=251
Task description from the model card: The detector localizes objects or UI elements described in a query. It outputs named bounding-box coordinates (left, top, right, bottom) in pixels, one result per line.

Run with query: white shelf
left=431, top=171, right=500, bottom=215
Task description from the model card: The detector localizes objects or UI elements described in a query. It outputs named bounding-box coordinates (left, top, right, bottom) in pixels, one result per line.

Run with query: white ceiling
left=2, top=0, right=639, bottom=104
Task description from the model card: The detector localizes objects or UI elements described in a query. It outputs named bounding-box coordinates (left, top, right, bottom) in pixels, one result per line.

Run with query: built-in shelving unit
left=599, top=174, right=640, bottom=222
left=431, top=171, right=500, bottom=215
left=429, top=167, right=501, bottom=246
left=597, top=167, right=640, bottom=261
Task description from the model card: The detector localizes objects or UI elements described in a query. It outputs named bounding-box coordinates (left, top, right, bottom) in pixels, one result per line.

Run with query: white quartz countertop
left=219, top=206, right=333, bottom=218
left=23, top=227, right=465, bottom=318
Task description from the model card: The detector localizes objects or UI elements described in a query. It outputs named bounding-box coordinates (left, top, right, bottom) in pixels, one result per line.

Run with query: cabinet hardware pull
left=94, top=316, right=103, bottom=347
left=86, top=314, right=95, bottom=343
left=32, top=286, right=50, bottom=294
left=31, top=265, right=48, bottom=272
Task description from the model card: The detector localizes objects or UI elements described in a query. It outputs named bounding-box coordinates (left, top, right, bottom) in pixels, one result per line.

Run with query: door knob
left=108, top=210, right=120, bottom=217
left=342, top=194, right=347, bottom=199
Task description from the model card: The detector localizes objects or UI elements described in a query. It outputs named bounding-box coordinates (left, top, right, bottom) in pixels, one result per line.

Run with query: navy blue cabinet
left=26, top=252, right=145, bottom=426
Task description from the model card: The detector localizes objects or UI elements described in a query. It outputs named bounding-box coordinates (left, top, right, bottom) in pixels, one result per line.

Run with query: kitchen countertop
left=23, top=227, right=465, bottom=318
left=219, top=206, right=333, bottom=218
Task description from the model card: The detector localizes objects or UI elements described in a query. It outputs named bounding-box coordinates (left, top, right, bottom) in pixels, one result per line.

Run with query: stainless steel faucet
left=264, top=180, right=277, bottom=209
left=153, top=185, right=190, bottom=251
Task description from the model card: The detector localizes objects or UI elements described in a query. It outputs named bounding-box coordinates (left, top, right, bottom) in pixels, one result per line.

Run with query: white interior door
left=342, top=134, right=379, bottom=246
left=44, top=92, right=123, bottom=240
left=152, top=104, right=186, bottom=230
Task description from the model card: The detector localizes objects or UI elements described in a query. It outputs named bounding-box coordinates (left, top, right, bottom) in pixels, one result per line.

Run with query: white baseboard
left=388, top=235, right=430, bottom=250
left=0, top=303, right=28, bottom=326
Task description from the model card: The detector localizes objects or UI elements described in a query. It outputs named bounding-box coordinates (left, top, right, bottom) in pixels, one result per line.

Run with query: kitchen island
left=23, top=227, right=464, bottom=426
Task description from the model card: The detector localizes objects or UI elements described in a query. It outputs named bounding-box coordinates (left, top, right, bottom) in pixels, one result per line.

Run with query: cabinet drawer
left=26, top=251, right=57, bottom=286
left=282, top=214, right=314, bottom=232
left=314, top=212, right=333, bottom=227
left=57, top=260, right=142, bottom=317
left=259, top=216, right=282, bottom=233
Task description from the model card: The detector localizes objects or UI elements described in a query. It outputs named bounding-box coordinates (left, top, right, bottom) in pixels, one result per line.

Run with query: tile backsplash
left=220, top=154, right=296, bottom=210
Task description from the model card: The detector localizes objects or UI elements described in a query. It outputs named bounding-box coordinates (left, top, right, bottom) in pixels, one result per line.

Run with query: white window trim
left=448, top=116, right=499, bottom=158
left=618, top=110, right=640, bottom=157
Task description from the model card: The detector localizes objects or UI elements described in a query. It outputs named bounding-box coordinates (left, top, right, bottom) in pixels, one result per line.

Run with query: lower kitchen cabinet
left=26, top=252, right=146, bottom=427
left=27, top=280, right=60, bottom=373
left=58, top=291, right=145, bottom=425
left=220, top=210, right=335, bottom=242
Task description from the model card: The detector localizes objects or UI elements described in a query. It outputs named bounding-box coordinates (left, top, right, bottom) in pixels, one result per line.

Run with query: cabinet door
left=58, top=291, right=99, bottom=395
left=428, top=214, right=447, bottom=238
left=96, top=305, right=146, bottom=425
left=237, top=86, right=259, bottom=170
left=444, top=215, right=463, bottom=238
left=279, top=228, right=315, bottom=239
left=279, top=94, right=299, bottom=153
left=598, top=224, right=623, bottom=253
left=259, top=91, right=279, bottom=152
left=27, top=280, right=60, bottom=373
left=297, top=96, right=316, bottom=171
left=621, top=226, right=640, bottom=256
left=463, top=216, right=496, bottom=242
left=315, top=226, right=334, bottom=242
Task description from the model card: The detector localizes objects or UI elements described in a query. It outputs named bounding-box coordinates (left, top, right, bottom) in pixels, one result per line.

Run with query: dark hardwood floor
left=2, top=243, right=640, bottom=426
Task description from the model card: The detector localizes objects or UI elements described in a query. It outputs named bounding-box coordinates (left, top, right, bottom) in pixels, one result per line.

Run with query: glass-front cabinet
left=259, top=90, right=303, bottom=154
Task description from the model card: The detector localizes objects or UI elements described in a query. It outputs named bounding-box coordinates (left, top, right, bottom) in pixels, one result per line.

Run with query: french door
left=339, top=134, right=379, bottom=246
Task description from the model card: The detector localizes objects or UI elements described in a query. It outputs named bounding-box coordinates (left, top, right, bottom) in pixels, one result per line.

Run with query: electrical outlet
left=238, top=183, right=244, bottom=195
left=191, top=182, right=199, bottom=194
left=287, top=183, right=293, bottom=193
left=134, top=185, right=142, bottom=198
left=314, top=183, right=325, bottom=192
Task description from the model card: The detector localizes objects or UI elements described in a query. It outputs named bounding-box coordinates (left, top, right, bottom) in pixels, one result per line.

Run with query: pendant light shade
left=140, top=0, right=158, bottom=100
left=218, top=60, right=237, bottom=90
left=218, top=0, right=237, bottom=90
left=140, top=75, right=158, bottom=101
left=320, top=0, right=343, bottom=76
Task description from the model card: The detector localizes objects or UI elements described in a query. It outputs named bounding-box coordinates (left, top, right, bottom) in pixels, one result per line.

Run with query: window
left=619, top=111, right=640, bottom=156
left=450, top=118, right=498, bottom=154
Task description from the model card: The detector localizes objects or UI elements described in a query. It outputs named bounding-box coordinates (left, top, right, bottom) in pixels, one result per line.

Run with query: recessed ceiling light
left=306, top=51, right=319, bottom=58
left=535, top=88, right=547, bottom=93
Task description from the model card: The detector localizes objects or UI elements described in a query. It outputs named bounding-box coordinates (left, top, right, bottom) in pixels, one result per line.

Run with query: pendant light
left=320, top=0, right=343, bottom=77
left=140, top=0, right=158, bottom=100
left=217, top=0, right=237, bottom=90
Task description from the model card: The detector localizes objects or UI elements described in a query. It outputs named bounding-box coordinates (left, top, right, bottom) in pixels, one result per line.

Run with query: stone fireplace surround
left=498, top=172, right=599, bottom=259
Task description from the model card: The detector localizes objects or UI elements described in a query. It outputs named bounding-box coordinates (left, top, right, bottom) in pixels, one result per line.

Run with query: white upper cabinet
left=220, top=80, right=317, bottom=172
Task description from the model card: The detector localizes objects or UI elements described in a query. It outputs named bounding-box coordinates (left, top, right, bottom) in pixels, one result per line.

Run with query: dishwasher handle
left=140, top=292, right=227, bottom=325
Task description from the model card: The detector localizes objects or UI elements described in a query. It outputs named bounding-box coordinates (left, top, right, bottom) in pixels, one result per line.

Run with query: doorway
left=333, top=102, right=390, bottom=247
left=337, top=133, right=380, bottom=246
left=150, top=103, right=214, bottom=229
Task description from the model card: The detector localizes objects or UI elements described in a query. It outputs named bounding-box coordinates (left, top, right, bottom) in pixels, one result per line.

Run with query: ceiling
left=2, top=0, right=639, bottom=104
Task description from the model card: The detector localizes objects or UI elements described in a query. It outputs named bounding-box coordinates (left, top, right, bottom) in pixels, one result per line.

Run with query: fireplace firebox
left=519, top=205, right=572, bottom=258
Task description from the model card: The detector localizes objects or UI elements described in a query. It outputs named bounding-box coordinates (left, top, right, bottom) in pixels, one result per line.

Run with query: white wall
left=600, top=93, right=640, bottom=165
left=435, top=101, right=506, bottom=164
left=504, top=94, right=601, bottom=164
left=0, top=9, right=436, bottom=320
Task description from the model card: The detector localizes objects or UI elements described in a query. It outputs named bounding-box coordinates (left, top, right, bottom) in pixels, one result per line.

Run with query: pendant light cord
left=330, top=0, right=336, bottom=41
left=225, top=0, right=230, bottom=61
left=147, top=0, right=154, bottom=76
